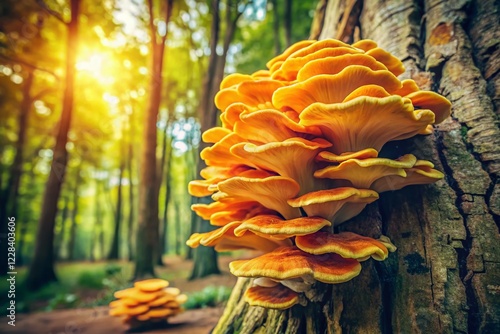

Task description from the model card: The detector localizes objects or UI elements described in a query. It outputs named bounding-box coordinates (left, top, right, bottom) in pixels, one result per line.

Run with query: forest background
left=0, top=0, right=319, bottom=309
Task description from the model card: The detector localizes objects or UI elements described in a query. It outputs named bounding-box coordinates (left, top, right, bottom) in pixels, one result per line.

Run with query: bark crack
left=435, top=130, right=481, bottom=334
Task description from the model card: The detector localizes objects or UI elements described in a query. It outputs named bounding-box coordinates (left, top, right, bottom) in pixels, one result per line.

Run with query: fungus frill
left=187, top=38, right=450, bottom=310
left=109, top=279, right=187, bottom=329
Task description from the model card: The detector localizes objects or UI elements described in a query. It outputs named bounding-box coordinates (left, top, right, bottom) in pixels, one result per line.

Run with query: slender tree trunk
left=174, top=199, right=182, bottom=256
left=25, top=0, right=80, bottom=290
left=91, top=178, right=102, bottom=260
left=0, top=70, right=34, bottom=273
left=190, top=0, right=246, bottom=279
left=54, top=194, right=70, bottom=259
left=157, top=111, right=173, bottom=265
left=127, top=136, right=135, bottom=261
left=158, top=129, right=173, bottom=265
left=108, top=144, right=125, bottom=260
left=134, top=0, right=173, bottom=279
left=284, top=0, right=292, bottom=47
left=212, top=1, right=500, bottom=333
left=270, top=0, right=282, bottom=55
left=190, top=0, right=222, bottom=279
left=185, top=131, right=198, bottom=260
left=67, top=169, right=81, bottom=261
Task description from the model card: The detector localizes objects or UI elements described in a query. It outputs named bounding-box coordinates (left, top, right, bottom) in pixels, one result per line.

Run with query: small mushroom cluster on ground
left=188, top=39, right=451, bottom=309
left=109, top=279, right=187, bottom=328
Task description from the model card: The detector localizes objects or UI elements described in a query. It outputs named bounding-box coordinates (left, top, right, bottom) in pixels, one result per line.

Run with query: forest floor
left=0, top=255, right=238, bottom=334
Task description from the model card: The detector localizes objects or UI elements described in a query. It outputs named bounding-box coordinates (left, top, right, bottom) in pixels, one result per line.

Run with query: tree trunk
left=25, top=0, right=80, bottom=290
left=190, top=0, right=247, bottom=279
left=127, top=113, right=136, bottom=261
left=158, top=131, right=173, bottom=264
left=174, top=199, right=182, bottom=256
left=190, top=0, right=222, bottom=279
left=213, top=0, right=500, bottom=333
left=270, top=0, right=281, bottom=55
left=108, top=144, right=125, bottom=260
left=133, top=0, right=173, bottom=279
left=284, top=0, right=292, bottom=47
left=0, top=70, right=33, bottom=274
left=157, top=112, right=173, bottom=265
left=67, top=168, right=81, bottom=261
left=89, top=179, right=101, bottom=261
left=54, top=194, right=70, bottom=259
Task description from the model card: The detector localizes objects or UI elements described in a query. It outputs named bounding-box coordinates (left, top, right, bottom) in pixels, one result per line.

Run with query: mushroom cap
left=220, top=73, right=254, bottom=89
left=273, top=66, right=402, bottom=113
left=273, top=47, right=363, bottom=81
left=287, top=187, right=379, bottom=225
left=109, top=304, right=149, bottom=317
left=266, top=40, right=316, bottom=69
left=164, top=287, right=181, bottom=297
left=176, top=294, right=188, bottom=304
left=314, top=154, right=417, bottom=189
left=316, top=148, right=379, bottom=163
left=244, top=284, right=299, bottom=310
left=230, top=246, right=361, bottom=284
left=135, top=307, right=179, bottom=321
left=215, top=79, right=285, bottom=112
left=202, top=127, right=232, bottom=143
left=114, top=288, right=163, bottom=303
left=148, top=293, right=177, bottom=308
left=134, top=279, right=169, bottom=292
left=200, top=132, right=252, bottom=168
left=295, top=231, right=390, bottom=261
left=364, top=47, right=405, bottom=76
left=186, top=221, right=289, bottom=252
left=192, top=201, right=275, bottom=226
left=299, top=96, right=435, bottom=154
left=234, top=215, right=331, bottom=240
left=405, top=90, right=451, bottom=124
left=110, top=298, right=139, bottom=307
left=371, top=161, right=445, bottom=192
left=284, top=39, right=352, bottom=60
left=214, top=176, right=302, bottom=220
left=351, top=39, right=377, bottom=51
left=233, top=108, right=322, bottom=143
left=296, top=53, right=388, bottom=81
left=231, top=138, right=331, bottom=194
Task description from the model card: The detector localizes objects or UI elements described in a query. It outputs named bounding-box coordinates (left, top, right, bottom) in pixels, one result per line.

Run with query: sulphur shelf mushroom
left=187, top=38, right=450, bottom=310
left=109, top=279, right=187, bottom=329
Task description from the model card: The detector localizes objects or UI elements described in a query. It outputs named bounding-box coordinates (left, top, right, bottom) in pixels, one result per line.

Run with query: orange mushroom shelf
left=109, top=279, right=187, bottom=328
left=187, top=38, right=451, bottom=310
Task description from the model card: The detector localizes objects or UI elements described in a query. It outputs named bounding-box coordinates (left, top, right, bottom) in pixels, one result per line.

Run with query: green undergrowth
left=183, top=285, right=232, bottom=310
left=0, top=260, right=232, bottom=314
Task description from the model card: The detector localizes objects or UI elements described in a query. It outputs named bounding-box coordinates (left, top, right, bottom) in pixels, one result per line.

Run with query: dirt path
left=0, top=306, right=224, bottom=334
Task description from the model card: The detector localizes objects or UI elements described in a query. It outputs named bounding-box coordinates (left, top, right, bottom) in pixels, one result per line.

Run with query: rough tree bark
left=213, top=0, right=500, bottom=333
left=25, top=0, right=80, bottom=290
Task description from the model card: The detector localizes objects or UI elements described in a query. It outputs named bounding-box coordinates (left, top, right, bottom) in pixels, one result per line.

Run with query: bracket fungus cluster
left=188, top=39, right=451, bottom=310
left=109, top=279, right=187, bottom=328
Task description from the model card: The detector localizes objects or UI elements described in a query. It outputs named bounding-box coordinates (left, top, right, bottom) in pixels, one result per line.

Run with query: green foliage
left=45, top=293, right=79, bottom=311
left=234, top=0, right=318, bottom=74
left=184, top=285, right=232, bottom=309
